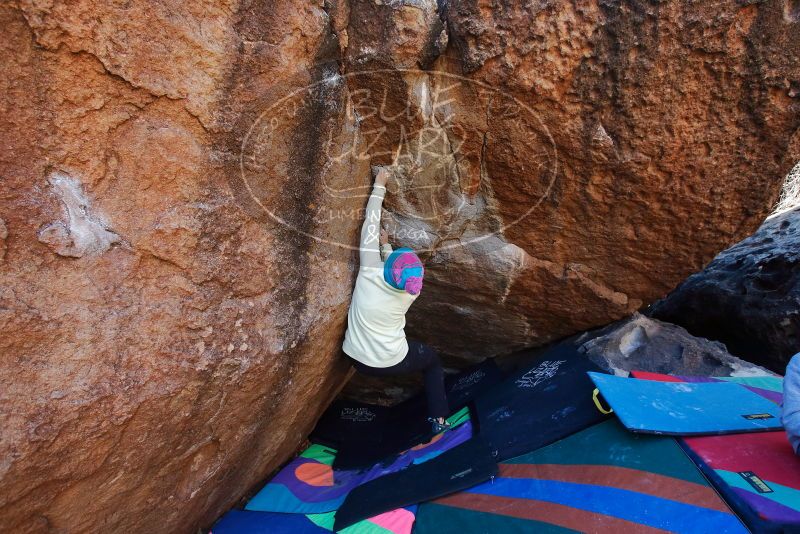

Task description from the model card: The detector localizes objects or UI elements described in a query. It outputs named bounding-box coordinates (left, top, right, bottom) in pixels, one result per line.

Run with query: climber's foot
left=429, top=417, right=451, bottom=434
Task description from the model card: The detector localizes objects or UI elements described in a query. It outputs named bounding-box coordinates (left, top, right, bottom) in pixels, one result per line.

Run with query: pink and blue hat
left=384, top=248, right=424, bottom=295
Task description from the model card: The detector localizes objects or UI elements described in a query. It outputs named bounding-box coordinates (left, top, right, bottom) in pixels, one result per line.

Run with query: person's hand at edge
left=375, top=167, right=390, bottom=188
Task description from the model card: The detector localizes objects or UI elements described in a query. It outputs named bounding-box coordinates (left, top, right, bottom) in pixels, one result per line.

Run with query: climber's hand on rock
left=375, top=167, right=390, bottom=188
left=380, top=228, right=389, bottom=245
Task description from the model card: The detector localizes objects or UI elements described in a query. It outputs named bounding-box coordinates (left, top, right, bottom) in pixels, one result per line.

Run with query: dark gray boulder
left=650, top=208, right=800, bottom=373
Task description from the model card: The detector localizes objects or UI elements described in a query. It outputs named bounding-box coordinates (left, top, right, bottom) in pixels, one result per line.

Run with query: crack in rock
left=0, top=218, right=7, bottom=261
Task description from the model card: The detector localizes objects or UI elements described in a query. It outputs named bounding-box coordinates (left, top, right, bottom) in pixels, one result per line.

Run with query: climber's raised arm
left=359, top=167, right=389, bottom=269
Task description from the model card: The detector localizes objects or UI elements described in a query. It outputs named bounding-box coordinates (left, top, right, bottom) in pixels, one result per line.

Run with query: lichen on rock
left=37, top=172, right=121, bottom=258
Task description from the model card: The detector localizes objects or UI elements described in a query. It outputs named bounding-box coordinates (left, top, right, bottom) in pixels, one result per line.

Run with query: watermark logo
left=340, top=407, right=376, bottom=422
left=237, top=68, right=557, bottom=254
left=450, top=369, right=486, bottom=392
left=515, top=360, right=566, bottom=389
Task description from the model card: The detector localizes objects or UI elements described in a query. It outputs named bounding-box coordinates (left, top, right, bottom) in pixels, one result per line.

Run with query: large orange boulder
left=398, top=1, right=800, bottom=358
left=1, top=2, right=357, bottom=532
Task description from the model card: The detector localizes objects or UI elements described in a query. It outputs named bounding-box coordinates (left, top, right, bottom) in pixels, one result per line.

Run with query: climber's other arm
left=380, top=228, right=393, bottom=261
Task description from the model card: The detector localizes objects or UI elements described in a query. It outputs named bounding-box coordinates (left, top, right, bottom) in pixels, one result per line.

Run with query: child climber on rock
left=342, top=167, right=451, bottom=433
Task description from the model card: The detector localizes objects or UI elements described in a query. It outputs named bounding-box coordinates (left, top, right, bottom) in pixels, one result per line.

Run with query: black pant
left=351, top=340, right=449, bottom=419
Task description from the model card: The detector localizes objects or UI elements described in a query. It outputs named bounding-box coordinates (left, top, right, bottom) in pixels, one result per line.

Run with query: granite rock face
left=652, top=208, right=800, bottom=373
left=400, top=0, right=800, bottom=358
left=1, top=0, right=799, bottom=532
left=1, top=3, right=356, bottom=533
left=578, top=313, right=773, bottom=378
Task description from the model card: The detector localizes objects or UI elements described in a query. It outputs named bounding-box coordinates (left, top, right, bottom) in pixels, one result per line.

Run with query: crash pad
left=589, top=372, right=783, bottom=435
left=211, top=510, right=328, bottom=533
left=211, top=508, right=417, bottom=534
left=682, top=432, right=800, bottom=533
left=444, top=358, right=505, bottom=409
left=473, top=344, right=608, bottom=461
left=309, top=507, right=417, bottom=534
left=630, top=371, right=783, bottom=405
left=414, top=420, right=747, bottom=534
left=630, top=371, right=800, bottom=533
left=246, top=409, right=471, bottom=513
left=310, top=399, right=425, bottom=452
left=333, top=437, right=498, bottom=531
left=314, top=360, right=503, bottom=470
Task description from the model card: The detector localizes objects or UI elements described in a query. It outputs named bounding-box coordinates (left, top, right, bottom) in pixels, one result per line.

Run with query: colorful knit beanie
left=384, top=247, right=424, bottom=295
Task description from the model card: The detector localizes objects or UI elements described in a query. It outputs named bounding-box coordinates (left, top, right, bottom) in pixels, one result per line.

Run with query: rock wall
left=401, top=0, right=800, bottom=358
left=0, top=2, right=357, bottom=532
left=578, top=313, right=772, bottom=378
left=652, top=208, right=800, bottom=372
left=0, top=0, right=799, bottom=532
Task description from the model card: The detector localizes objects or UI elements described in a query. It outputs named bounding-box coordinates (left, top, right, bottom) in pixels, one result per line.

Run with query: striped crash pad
left=589, top=372, right=783, bottom=435
left=211, top=507, right=417, bottom=534
left=414, top=419, right=747, bottom=533
left=246, top=408, right=471, bottom=513
left=632, top=371, right=800, bottom=532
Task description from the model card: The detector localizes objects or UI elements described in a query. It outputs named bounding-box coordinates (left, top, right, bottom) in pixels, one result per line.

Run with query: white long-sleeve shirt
left=342, top=185, right=418, bottom=367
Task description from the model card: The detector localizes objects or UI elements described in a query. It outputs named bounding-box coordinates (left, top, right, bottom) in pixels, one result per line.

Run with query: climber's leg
left=349, top=340, right=449, bottom=420
left=407, top=340, right=449, bottom=421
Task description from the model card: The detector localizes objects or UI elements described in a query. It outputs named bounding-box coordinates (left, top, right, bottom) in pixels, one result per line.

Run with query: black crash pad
left=333, top=437, right=498, bottom=531
left=311, top=359, right=504, bottom=470
left=473, top=343, right=608, bottom=461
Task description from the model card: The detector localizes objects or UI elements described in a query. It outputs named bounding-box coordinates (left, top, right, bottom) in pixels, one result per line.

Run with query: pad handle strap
left=592, top=388, right=613, bottom=415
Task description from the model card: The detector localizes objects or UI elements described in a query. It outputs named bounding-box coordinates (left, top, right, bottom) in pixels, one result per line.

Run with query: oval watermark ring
left=238, top=68, right=558, bottom=254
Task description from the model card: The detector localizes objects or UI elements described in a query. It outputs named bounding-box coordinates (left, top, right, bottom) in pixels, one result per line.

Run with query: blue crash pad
left=588, top=372, right=783, bottom=436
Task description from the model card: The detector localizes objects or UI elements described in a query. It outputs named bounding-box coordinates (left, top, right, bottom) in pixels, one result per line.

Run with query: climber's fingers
left=374, top=167, right=390, bottom=187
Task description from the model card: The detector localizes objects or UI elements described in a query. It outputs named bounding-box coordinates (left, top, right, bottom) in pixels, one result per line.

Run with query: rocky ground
left=1, top=1, right=799, bottom=532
